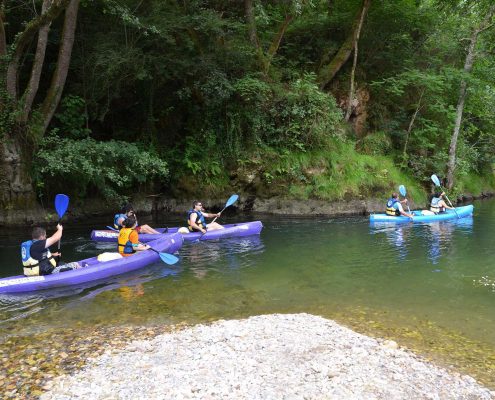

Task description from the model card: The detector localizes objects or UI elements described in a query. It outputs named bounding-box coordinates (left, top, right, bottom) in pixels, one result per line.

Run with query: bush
left=357, top=131, right=393, bottom=156
left=34, top=134, right=169, bottom=204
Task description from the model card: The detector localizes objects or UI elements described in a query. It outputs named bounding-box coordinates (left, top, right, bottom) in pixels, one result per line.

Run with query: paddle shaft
left=434, top=182, right=459, bottom=218
left=209, top=206, right=227, bottom=225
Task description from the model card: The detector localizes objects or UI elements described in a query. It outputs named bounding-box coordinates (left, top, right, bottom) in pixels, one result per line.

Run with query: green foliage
left=181, top=132, right=225, bottom=185
left=252, top=139, right=425, bottom=203
left=54, top=95, right=91, bottom=139
left=34, top=134, right=169, bottom=204
left=4, top=0, right=492, bottom=203
left=223, top=73, right=343, bottom=157
left=357, top=131, right=392, bottom=156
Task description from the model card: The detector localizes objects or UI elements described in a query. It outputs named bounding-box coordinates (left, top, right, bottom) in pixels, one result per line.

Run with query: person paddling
left=430, top=192, right=454, bottom=214
left=117, top=215, right=150, bottom=257
left=21, top=225, right=81, bottom=276
left=113, top=203, right=160, bottom=234
left=385, top=193, right=414, bottom=218
left=187, top=201, right=224, bottom=233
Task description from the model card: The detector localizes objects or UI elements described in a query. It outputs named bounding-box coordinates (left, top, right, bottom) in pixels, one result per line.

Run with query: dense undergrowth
left=17, top=0, right=494, bottom=206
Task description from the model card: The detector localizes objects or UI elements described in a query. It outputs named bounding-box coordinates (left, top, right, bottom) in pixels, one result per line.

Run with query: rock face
left=41, top=314, right=494, bottom=400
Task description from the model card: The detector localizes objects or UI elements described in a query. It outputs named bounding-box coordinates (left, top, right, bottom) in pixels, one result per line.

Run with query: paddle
left=398, top=185, right=411, bottom=213
left=198, top=194, right=239, bottom=240
left=431, top=174, right=459, bottom=218
left=107, top=226, right=119, bottom=232
left=54, top=194, right=69, bottom=257
left=145, top=246, right=179, bottom=265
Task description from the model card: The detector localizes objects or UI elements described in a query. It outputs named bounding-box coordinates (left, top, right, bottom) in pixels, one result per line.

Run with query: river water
left=0, top=199, right=494, bottom=386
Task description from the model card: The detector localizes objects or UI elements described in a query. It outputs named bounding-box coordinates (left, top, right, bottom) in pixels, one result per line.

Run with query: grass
left=256, top=140, right=428, bottom=203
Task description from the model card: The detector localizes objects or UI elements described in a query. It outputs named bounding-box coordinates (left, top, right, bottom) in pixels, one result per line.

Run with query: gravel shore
left=41, top=313, right=494, bottom=400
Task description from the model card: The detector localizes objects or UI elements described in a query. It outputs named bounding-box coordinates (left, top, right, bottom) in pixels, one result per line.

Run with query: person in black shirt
left=22, top=224, right=80, bottom=276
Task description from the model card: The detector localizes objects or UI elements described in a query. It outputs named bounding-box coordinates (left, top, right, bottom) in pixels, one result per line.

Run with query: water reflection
left=370, top=217, right=473, bottom=264
left=426, top=217, right=473, bottom=265
left=180, top=236, right=264, bottom=279
left=0, top=235, right=264, bottom=324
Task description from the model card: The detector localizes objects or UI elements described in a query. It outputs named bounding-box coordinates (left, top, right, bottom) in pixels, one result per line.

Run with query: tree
left=446, top=4, right=495, bottom=189
left=318, top=0, right=371, bottom=89
left=0, top=0, right=79, bottom=206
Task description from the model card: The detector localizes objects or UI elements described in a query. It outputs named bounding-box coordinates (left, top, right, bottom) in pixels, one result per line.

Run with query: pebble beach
left=40, top=313, right=494, bottom=400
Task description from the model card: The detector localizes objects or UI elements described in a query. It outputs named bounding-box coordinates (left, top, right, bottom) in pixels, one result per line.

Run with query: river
left=0, top=199, right=494, bottom=388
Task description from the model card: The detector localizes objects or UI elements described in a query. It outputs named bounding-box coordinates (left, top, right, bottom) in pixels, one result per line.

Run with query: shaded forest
left=1, top=0, right=494, bottom=208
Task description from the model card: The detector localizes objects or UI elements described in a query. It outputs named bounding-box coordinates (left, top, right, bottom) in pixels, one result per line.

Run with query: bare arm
left=189, top=213, right=206, bottom=233
left=45, top=224, right=63, bottom=247
left=203, top=212, right=220, bottom=218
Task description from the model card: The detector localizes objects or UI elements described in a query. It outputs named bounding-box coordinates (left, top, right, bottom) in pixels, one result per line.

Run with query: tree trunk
left=6, top=0, right=69, bottom=100
left=244, top=0, right=292, bottom=76
left=41, top=0, right=80, bottom=133
left=0, top=133, right=36, bottom=207
left=344, top=0, right=370, bottom=121
left=446, top=5, right=495, bottom=189
left=318, top=0, right=371, bottom=89
left=20, top=0, right=53, bottom=122
left=401, top=90, right=424, bottom=167
left=263, top=14, right=293, bottom=74
left=0, top=7, right=6, bottom=57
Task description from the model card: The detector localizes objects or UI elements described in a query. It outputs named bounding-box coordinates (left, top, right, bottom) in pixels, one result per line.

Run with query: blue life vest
left=114, top=213, right=127, bottom=229
left=21, top=240, right=37, bottom=266
left=430, top=197, right=442, bottom=213
left=187, top=210, right=206, bottom=232
left=386, top=198, right=400, bottom=216
left=21, top=239, right=56, bottom=276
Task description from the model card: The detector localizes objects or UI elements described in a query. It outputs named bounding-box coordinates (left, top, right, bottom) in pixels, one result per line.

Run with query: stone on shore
left=40, top=313, right=494, bottom=400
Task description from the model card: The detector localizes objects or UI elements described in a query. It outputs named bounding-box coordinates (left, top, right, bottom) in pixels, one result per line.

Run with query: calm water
left=0, top=200, right=494, bottom=383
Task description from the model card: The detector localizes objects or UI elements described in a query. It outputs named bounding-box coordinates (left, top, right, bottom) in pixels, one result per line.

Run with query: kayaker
left=118, top=215, right=151, bottom=257
left=187, top=201, right=224, bottom=233
left=385, top=193, right=414, bottom=218
left=21, top=224, right=81, bottom=276
left=430, top=192, right=454, bottom=214
left=113, top=203, right=160, bottom=234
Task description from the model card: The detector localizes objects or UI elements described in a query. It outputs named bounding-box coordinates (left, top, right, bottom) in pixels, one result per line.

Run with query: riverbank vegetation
left=1, top=0, right=494, bottom=208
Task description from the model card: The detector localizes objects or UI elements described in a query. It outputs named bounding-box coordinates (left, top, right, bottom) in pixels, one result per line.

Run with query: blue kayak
left=370, top=205, right=474, bottom=223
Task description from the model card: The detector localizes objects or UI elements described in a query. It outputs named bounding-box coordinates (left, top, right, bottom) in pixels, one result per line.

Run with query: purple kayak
left=0, top=233, right=183, bottom=294
left=90, top=221, right=263, bottom=243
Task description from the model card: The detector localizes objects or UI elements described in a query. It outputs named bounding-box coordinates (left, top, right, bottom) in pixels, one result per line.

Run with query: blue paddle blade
left=225, top=194, right=239, bottom=208
left=399, top=185, right=407, bottom=197
left=159, top=252, right=179, bottom=265
left=106, top=226, right=119, bottom=232
left=55, top=194, right=70, bottom=220
left=431, top=174, right=441, bottom=187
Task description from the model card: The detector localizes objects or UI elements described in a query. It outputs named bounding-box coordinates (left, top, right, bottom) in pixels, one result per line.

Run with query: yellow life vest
left=118, top=228, right=137, bottom=256
left=385, top=198, right=400, bottom=216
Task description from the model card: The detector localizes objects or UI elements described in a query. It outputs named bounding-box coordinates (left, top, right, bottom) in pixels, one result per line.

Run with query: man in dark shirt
left=23, top=225, right=80, bottom=276
left=25, top=225, right=63, bottom=275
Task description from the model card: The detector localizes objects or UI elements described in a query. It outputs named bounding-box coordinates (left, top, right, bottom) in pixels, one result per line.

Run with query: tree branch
left=41, top=0, right=79, bottom=134
left=20, top=0, right=53, bottom=122
left=318, top=0, right=371, bottom=89
left=6, top=0, right=70, bottom=99
left=0, top=5, right=6, bottom=57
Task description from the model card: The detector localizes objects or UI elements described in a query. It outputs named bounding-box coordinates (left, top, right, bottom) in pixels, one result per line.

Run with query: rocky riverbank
left=40, top=314, right=494, bottom=400
left=1, top=192, right=493, bottom=226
